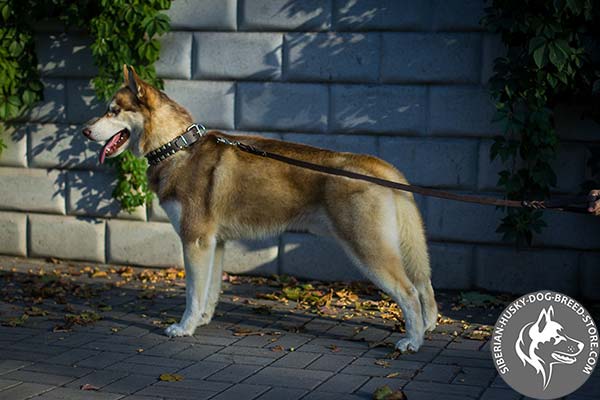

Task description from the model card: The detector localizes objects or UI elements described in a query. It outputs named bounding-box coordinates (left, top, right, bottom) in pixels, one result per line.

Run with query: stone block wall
left=1, top=0, right=599, bottom=300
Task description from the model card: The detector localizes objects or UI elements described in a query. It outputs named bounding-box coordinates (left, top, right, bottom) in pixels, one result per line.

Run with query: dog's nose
left=82, top=128, right=92, bottom=138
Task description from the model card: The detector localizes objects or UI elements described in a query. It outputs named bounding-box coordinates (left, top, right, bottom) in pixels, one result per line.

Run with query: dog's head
left=515, top=306, right=584, bottom=389
left=82, top=65, right=192, bottom=163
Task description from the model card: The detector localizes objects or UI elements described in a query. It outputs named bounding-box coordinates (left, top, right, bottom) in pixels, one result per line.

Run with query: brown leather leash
left=144, top=124, right=597, bottom=214
left=223, top=140, right=596, bottom=215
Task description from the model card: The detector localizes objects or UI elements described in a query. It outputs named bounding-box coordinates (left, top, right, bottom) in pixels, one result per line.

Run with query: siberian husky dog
left=82, top=65, right=437, bottom=352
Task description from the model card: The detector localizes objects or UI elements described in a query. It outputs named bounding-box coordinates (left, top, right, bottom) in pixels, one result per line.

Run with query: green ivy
left=482, top=0, right=600, bottom=246
left=0, top=0, right=172, bottom=211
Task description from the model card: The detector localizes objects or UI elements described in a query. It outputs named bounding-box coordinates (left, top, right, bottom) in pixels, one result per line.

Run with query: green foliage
left=0, top=0, right=172, bottom=211
left=482, top=0, right=600, bottom=246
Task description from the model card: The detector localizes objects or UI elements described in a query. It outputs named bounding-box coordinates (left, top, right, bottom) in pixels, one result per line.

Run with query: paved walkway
left=0, top=256, right=597, bottom=400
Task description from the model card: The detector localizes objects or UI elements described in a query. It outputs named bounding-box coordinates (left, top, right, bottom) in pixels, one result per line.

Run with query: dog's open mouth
left=552, top=351, right=577, bottom=364
left=100, top=129, right=130, bottom=164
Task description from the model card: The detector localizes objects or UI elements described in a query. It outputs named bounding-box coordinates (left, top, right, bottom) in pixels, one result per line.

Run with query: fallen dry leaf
left=159, top=373, right=184, bottom=382
left=80, top=384, right=100, bottom=391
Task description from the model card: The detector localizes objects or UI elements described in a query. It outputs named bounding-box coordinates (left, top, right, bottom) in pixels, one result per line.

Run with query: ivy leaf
left=533, top=44, right=547, bottom=68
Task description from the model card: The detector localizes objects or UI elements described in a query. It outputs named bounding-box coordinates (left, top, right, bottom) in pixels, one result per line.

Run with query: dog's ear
left=122, top=65, right=145, bottom=99
left=534, top=307, right=551, bottom=333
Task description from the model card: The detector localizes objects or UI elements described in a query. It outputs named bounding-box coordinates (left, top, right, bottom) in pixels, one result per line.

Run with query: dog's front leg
left=165, top=236, right=217, bottom=337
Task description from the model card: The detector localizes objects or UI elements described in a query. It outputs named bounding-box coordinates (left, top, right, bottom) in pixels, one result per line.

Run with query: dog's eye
left=112, top=108, right=121, bottom=116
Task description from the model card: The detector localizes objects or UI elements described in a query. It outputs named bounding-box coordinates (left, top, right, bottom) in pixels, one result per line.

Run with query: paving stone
left=44, top=349, right=100, bottom=366
left=178, top=361, right=230, bottom=379
left=156, top=32, right=192, bottom=79
left=306, top=354, right=356, bottom=372
left=101, top=374, right=158, bottom=395
left=382, top=33, right=481, bottom=83
left=166, top=0, right=236, bottom=30
left=142, top=341, right=192, bottom=358
left=0, top=212, right=26, bottom=256
left=64, top=370, right=125, bottom=389
left=354, top=377, right=408, bottom=398
left=315, top=373, right=368, bottom=393
left=36, top=34, right=96, bottom=77
left=0, top=167, right=65, bottom=214
left=331, top=85, right=426, bottom=134
left=207, top=364, right=263, bottom=383
left=254, top=387, right=307, bottom=400
left=165, top=79, right=235, bottom=130
left=137, top=380, right=230, bottom=399
left=414, top=363, right=460, bottom=383
left=35, top=387, right=124, bottom=400
left=0, top=382, right=54, bottom=400
left=244, top=367, right=333, bottom=390
left=77, top=352, right=131, bottom=369
left=431, top=0, right=485, bottom=31
left=479, top=387, right=521, bottom=400
left=285, top=33, right=379, bottom=82
left=21, top=363, right=91, bottom=378
left=432, top=356, right=493, bottom=369
left=0, top=360, right=30, bottom=375
left=451, top=366, right=496, bottom=386
left=237, top=82, right=328, bottom=132
left=29, top=214, right=105, bottom=262
left=223, top=238, right=279, bottom=276
left=2, top=370, right=75, bottom=386
left=270, top=351, right=321, bottom=369
left=302, top=392, right=365, bottom=400
left=264, top=334, right=312, bottom=351
left=334, top=0, right=429, bottom=30
left=280, top=233, right=363, bottom=282
left=107, top=220, right=183, bottom=267
left=402, top=390, right=470, bottom=400
left=342, top=358, right=422, bottom=379
left=193, top=33, right=282, bottom=80
left=404, top=381, right=483, bottom=398
left=0, top=379, right=20, bottom=391
left=0, top=124, right=27, bottom=167
left=239, top=0, right=331, bottom=31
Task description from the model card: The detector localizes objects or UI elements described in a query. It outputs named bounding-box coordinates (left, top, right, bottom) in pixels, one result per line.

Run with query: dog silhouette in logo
left=515, top=306, right=584, bottom=389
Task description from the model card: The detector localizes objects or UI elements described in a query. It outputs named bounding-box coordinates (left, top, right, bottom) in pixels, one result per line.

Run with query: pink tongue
left=99, top=133, right=122, bottom=164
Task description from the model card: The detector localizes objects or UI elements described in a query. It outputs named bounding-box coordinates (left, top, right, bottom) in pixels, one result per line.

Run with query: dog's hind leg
left=165, top=235, right=217, bottom=337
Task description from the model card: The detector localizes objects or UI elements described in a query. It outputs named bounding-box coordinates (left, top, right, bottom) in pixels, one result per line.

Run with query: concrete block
left=29, top=214, right=105, bottom=262
left=165, top=0, right=236, bottom=30
left=331, top=85, right=426, bottom=134
left=107, top=220, right=183, bottom=267
left=555, top=103, right=600, bottom=142
left=280, top=233, right=364, bottom=281
left=0, top=167, right=65, bottom=214
left=429, top=86, right=499, bottom=137
left=36, top=33, right=96, bottom=77
left=379, top=137, right=478, bottom=189
left=164, top=80, right=235, bottom=130
left=580, top=253, right=600, bottom=301
left=239, top=0, right=331, bottom=31
left=474, top=246, right=579, bottom=296
left=193, top=33, right=282, bottom=80
left=481, top=34, right=506, bottom=84
left=281, top=133, right=377, bottom=156
left=382, top=33, right=481, bottom=84
left=477, top=140, right=587, bottom=193
left=67, top=170, right=146, bottom=220
left=334, top=0, right=429, bottom=30
left=432, top=0, right=485, bottom=31
left=29, top=123, right=104, bottom=170
left=223, top=238, right=279, bottom=275
left=238, top=83, right=328, bottom=132
left=0, top=211, right=27, bottom=256
left=149, top=196, right=169, bottom=222
left=66, top=79, right=104, bottom=124
left=426, top=195, right=504, bottom=243
left=429, top=242, right=473, bottom=290
left=21, top=79, right=66, bottom=123
left=537, top=211, right=600, bottom=250
left=156, top=32, right=192, bottom=79
left=0, top=124, right=27, bottom=167
left=285, top=33, right=379, bottom=82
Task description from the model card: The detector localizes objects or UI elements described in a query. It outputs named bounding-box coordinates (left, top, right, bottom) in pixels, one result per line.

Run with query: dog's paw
left=395, top=337, right=422, bottom=353
left=165, top=323, right=194, bottom=337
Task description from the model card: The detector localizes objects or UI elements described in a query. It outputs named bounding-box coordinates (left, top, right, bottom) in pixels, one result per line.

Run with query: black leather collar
left=145, top=124, right=206, bottom=166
